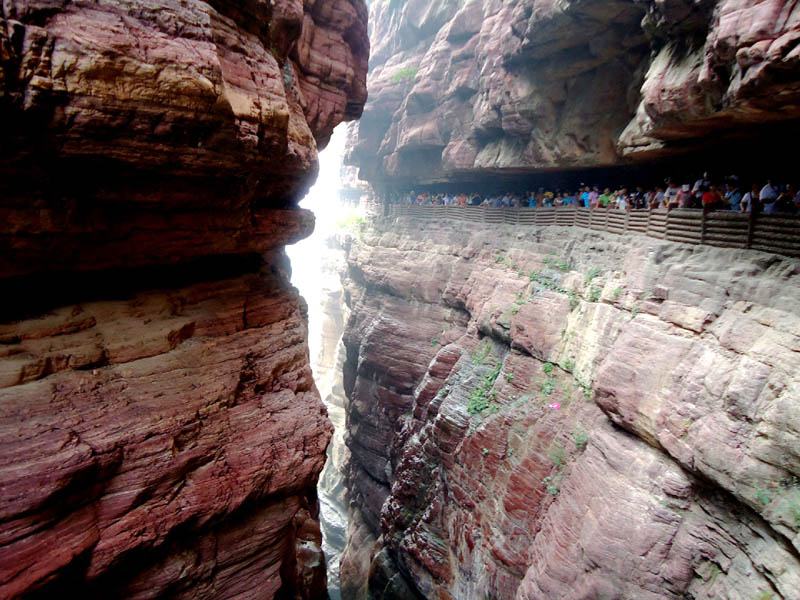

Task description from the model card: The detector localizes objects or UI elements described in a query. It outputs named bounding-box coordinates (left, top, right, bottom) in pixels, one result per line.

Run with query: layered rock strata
left=339, top=216, right=800, bottom=599
left=0, top=0, right=368, bottom=597
left=348, top=0, right=800, bottom=186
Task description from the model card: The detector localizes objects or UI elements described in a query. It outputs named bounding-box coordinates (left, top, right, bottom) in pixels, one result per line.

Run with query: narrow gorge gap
left=287, top=126, right=360, bottom=600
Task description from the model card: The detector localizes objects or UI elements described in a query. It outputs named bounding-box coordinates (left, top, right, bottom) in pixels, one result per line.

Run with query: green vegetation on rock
left=391, top=66, right=419, bottom=83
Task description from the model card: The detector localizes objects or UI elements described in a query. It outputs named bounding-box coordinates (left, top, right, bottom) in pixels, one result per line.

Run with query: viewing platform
left=387, top=205, right=800, bottom=259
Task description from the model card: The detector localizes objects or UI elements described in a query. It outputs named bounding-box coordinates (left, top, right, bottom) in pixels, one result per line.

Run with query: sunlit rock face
left=347, top=0, right=800, bottom=186
left=0, top=0, right=368, bottom=597
left=338, top=218, right=800, bottom=599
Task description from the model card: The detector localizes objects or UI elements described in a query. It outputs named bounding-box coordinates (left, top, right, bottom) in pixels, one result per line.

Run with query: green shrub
left=788, top=501, right=800, bottom=527
left=569, top=293, right=580, bottom=311
left=472, top=343, right=491, bottom=365
left=430, top=337, right=440, bottom=347
left=572, top=429, right=589, bottom=449
left=587, top=287, right=601, bottom=303
left=391, top=66, right=419, bottom=83
left=548, top=444, right=565, bottom=467
left=563, top=358, right=575, bottom=372
left=467, top=362, right=502, bottom=415
left=542, top=362, right=554, bottom=376
left=542, top=475, right=559, bottom=495
left=336, top=214, right=365, bottom=229
left=584, top=267, right=601, bottom=285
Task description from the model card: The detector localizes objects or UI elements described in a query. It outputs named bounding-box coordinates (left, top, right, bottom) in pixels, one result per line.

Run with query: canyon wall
left=0, top=0, right=367, bottom=598
left=338, top=216, right=800, bottom=599
left=347, top=0, right=800, bottom=186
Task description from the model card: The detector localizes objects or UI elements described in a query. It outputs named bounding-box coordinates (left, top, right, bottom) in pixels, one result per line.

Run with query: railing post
left=646, top=207, right=652, bottom=238
left=701, top=206, right=708, bottom=245
left=746, top=208, right=756, bottom=249
left=624, top=210, right=630, bottom=233
left=588, top=208, right=593, bottom=230
left=604, top=208, right=610, bottom=233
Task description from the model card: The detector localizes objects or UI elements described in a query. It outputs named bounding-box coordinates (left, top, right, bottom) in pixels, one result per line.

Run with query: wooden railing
left=386, top=205, right=800, bottom=258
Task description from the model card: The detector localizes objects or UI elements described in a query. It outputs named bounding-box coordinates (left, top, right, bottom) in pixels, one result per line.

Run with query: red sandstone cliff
left=0, top=0, right=368, bottom=597
left=347, top=0, right=800, bottom=186
left=338, top=217, right=800, bottom=599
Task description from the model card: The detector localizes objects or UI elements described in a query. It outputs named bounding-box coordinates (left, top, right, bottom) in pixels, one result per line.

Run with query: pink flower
left=549, top=402, right=560, bottom=410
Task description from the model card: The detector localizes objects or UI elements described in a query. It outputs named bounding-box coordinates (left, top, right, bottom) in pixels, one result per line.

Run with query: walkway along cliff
left=0, top=0, right=367, bottom=597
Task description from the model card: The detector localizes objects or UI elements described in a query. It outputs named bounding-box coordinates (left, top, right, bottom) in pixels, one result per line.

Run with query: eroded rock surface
left=348, top=0, right=800, bottom=186
left=339, top=217, right=800, bottom=599
left=0, top=0, right=368, bottom=597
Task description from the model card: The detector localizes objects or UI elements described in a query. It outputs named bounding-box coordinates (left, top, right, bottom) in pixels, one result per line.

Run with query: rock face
left=0, top=0, right=368, bottom=597
left=338, top=216, right=800, bottom=599
left=347, top=0, right=800, bottom=186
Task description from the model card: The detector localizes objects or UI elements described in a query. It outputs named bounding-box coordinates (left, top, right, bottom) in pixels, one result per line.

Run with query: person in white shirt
left=741, top=183, right=760, bottom=213
left=759, top=180, right=778, bottom=201
left=616, top=189, right=628, bottom=210
left=664, top=180, right=680, bottom=207
left=760, top=179, right=779, bottom=213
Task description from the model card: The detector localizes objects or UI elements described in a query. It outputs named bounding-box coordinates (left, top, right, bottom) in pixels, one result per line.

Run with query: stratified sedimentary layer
left=347, top=0, right=800, bottom=185
left=1, top=0, right=369, bottom=275
left=0, top=0, right=368, bottom=597
left=339, top=216, right=800, bottom=599
left=0, top=258, right=331, bottom=599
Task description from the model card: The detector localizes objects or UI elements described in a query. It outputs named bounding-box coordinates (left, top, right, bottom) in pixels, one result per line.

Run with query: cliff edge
left=0, top=0, right=368, bottom=597
left=339, top=216, right=800, bottom=599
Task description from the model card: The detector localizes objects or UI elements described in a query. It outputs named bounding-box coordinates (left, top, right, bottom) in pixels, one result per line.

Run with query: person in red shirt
left=702, top=184, right=723, bottom=210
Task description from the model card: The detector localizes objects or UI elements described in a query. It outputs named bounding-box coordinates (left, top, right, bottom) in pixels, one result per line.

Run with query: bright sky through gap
left=287, top=125, right=348, bottom=367
left=286, top=124, right=353, bottom=599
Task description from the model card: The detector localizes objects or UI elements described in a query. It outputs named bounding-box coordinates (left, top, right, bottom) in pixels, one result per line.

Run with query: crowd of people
left=395, top=173, right=800, bottom=215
